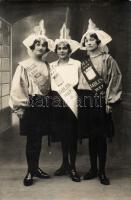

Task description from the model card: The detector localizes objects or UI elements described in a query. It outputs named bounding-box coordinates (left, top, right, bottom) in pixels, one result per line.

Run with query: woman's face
left=56, top=42, right=70, bottom=59
left=33, top=39, right=48, bottom=56
left=84, top=34, right=99, bottom=52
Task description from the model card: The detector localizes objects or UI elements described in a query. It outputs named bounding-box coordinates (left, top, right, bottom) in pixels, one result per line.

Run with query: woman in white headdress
left=9, top=20, right=54, bottom=186
left=77, top=19, right=122, bottom=185
left=50, top=23, right=81, bottom=182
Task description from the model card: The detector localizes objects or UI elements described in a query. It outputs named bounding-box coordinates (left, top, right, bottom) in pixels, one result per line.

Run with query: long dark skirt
left=50, top=91, right=77, bottom=142
left=20, top=94, right=50, bottom=136
left=77, top=90, right=114, bottom=139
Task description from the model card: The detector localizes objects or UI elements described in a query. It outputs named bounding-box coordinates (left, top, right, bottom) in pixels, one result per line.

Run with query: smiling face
left=30, top=38, right=49, bottom=57
left=84, top=33, right=101, bottom=52
left=56, top=42, right=71, bottom=60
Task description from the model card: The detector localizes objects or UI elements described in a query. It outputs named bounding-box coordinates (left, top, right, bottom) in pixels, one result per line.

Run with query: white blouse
left=9, top=58, right=50, bottom=111
left=78, top=53, right=122, bottom=105
left=50, top=58, right=81, bottom=91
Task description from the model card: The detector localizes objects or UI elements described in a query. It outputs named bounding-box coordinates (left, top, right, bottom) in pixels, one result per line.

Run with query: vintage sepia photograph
left=0, top=0, right=130, bottom=199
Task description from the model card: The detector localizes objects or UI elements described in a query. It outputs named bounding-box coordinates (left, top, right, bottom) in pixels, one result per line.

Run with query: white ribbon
left=50, top=66, right=78, bottom=118
left=26, top=63, right=50, bottom=95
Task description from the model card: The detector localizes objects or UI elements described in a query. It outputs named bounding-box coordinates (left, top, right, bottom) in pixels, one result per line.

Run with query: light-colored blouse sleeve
left=9, top=65, right=29, bottom=112
left=106, top=56, right=122, bottom=105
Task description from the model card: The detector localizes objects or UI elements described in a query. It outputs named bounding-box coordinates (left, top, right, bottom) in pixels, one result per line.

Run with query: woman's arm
left=105, top=56, right=122, bottom=107
left=9, top=65, right=29, bottom=117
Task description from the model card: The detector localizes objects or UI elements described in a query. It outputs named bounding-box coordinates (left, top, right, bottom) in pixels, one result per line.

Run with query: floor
left=0, top=115, right=131, bottom=200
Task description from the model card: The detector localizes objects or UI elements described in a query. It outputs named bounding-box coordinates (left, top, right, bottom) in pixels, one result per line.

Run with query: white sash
left=50, top=66, right=78, bottom=118
left=25, top=62, right=50, bottom=95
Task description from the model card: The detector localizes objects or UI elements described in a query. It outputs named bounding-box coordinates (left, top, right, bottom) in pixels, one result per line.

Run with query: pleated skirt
left=50, top=91, right=77, bottom=142
left=20, top=94, right=51, bottom=136
left=77, top=90, right=114, bottom=139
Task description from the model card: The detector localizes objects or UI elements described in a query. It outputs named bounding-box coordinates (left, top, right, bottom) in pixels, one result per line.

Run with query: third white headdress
left=80, top=19, right=112, bottom=51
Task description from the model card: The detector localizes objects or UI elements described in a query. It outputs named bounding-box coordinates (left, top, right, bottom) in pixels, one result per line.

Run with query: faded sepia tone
left=0, top=0, right=130, bottom=200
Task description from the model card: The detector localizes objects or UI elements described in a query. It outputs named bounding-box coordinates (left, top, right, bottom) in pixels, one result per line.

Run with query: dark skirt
left=50, top=91, right=77, bottom=142
left=77, top=90, right=114, bottom=139
left=20, top=94, right=50, bottom=136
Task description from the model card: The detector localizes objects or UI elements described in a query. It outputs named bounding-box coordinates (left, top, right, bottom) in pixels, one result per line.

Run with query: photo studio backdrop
left=0, top=17, right=12, bottom=133
left=0, top=0, right=130, bottom=160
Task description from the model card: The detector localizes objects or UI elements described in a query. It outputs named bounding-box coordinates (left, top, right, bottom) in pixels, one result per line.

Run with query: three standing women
left=10, top=19, right=122, bottom=186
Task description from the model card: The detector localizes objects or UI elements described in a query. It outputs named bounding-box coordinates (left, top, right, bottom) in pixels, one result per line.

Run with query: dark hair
left=29, top=39, right=50, bottom=52
left=55, top=42, right=72, bottom=54
left=82, top=33, right=101, bottom=47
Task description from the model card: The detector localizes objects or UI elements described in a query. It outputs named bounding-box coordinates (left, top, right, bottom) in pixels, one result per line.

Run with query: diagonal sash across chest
left=25, top=61, right=50, bottom=95
left=81, top=57, right=114, bottom=138
left=81, top=58, right=106, bottom=96
left=50, top=65, right=78, bottom=118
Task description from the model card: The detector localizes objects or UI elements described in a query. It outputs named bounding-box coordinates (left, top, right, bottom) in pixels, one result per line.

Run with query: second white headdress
left=54, top=23, right=80, bottom=53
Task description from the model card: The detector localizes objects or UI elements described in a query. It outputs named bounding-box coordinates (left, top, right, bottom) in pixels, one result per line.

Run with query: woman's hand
left=16, top=108, right=25, bottom=119
left=106, top=105, right=112, bottom=114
